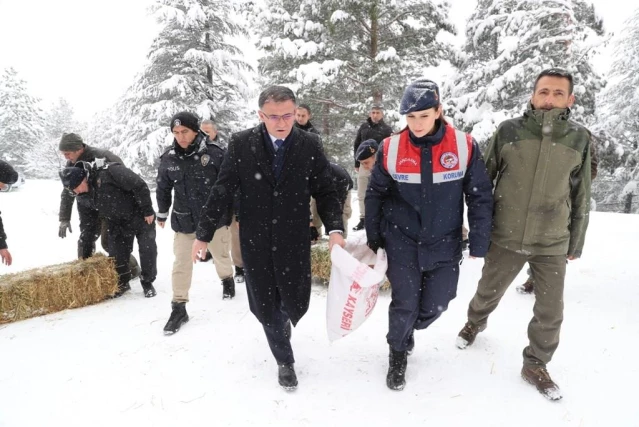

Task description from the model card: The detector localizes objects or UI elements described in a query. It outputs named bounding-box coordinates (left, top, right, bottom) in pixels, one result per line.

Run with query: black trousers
left=386, top=263, right=460, bottom=351
left=77, top=204, right=102, bottom=259
left=107, top=218, right=157, bottom=287
left=252, top=286, right=294, bottom=365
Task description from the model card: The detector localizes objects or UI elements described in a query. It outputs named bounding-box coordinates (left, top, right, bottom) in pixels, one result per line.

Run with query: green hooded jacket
left=485, top=106, right=591, bottom=257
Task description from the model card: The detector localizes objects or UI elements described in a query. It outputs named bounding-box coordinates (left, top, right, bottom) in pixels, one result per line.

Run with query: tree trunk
left=624, top=192, right=633, bottom=213
left=323, top=103, right=330, bottom=136
left=205, top=31, right=212, bottom=84
left=370, top=3, right=382, bottom=105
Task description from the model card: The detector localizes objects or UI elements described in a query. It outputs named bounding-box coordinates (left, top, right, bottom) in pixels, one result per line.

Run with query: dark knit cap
left=356, top=139, right=379, bottom=161
left=59, top=133, right=85, bottom=152
left=60, top=165, right=87, bottom=190
left=170, top=112, right=200, bottom=132
left=399, top=78, right=440, bottom=115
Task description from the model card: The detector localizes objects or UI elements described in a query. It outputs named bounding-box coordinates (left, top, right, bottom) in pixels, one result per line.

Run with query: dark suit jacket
left=196, top=124, right=343, bottom=325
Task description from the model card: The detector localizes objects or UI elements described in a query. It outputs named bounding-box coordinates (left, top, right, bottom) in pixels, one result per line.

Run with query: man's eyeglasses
left=259, top=111, right=295, bottom=122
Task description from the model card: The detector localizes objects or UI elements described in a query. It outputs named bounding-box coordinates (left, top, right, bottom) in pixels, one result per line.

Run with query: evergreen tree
left=595, top=7, right=639, bottom=212
left=444, top=0, right=605, bottom=145
left=108, top=0, right=253, bottom=178
left=255, top=0, right=456, bottom=162
left=23, top=98, right=81, bottom=179
left=0, top=67, right=46, bottom=170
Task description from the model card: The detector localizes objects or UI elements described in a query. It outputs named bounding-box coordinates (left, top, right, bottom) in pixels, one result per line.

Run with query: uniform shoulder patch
left=440, top=152, right=459, bottom=169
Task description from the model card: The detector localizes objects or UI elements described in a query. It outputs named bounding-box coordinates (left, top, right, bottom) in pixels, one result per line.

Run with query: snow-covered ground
left=0, top=179, right=637, bottom=427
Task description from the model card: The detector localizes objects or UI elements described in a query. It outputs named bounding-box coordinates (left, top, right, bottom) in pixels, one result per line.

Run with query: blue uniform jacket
left=365, top=121, right=493, bottom=271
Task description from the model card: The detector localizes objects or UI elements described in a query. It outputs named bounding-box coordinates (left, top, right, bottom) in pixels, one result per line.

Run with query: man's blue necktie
left=274, top=139, right=284, bottom=151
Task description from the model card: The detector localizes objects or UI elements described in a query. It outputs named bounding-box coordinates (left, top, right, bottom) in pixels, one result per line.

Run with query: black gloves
left=310, top=226, right=320, bottom=242
left=367, top=237, right=385, bottom=253
left=59, top=221, right=72, bottom=238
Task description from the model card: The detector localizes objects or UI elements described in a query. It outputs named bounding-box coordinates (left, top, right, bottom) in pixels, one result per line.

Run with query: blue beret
left=356, top=139, right=379, bottom=161
left=399, top=79, right=440, bottom=115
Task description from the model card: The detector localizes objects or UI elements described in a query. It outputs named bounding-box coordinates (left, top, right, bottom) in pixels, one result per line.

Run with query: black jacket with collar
left=353, top=118, right=393, bottom=167
left=76, top=162, right=154, bottom=225
left=59, top=145, right=123, bottom=222
left=156, top=131, right=230, bottom=233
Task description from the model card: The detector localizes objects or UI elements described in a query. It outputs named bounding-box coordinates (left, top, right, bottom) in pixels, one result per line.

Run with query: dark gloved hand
left=367, top=237, right=385, bottom=253
left=310, top=226, right=320, bottom=242
left=59, top=221, right=72, bottom=238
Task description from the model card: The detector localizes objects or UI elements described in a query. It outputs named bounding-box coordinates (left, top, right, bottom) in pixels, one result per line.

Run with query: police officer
left=60, top=161, right=157, bottom=298
left=58, top=133, right=141, bottom=277
left=156, top=112, right=234, bottom=335
left=352, top=106, right=393, bottom=231
left=366, top=79, right=493, bottom=390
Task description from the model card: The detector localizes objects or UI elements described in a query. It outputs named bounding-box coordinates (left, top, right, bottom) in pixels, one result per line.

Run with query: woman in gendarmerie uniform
left=365, top=79, right=493, bottom=390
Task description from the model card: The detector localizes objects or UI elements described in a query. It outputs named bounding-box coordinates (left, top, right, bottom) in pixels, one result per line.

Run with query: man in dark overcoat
left=192, top=86, right=345, bottom=391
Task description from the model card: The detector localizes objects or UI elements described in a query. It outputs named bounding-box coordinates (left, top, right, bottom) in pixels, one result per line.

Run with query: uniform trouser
left=230, top=217, right=243, bottom=268
left=467, top=243, right=566, bottom=367
left=357, top=168, right=371, bottom=219
left=77, top=207, right=140, bottom=274
left=386, top=261, right=460, bottom=351
left=108, top=219, right=157, bottom=287
left=257, top=287, right=294, bottom=365
left=77, top=204, right=101, bottom=259
left=101, top=219, right=140, bottom=274
left=310, top=193, right=352, bottom=238
left=172, top=227, right=233, bottom=302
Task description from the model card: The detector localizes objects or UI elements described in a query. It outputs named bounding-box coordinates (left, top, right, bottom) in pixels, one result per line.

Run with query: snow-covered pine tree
left=255, top=0, right=456, bottom=162
left=444, top=0, right=605, bottom=145
left=0, top=68, right=46, bottom=170
left=594, top=7, right=639, bottom=213
left=23, top=98, right=82, bottom=179
left=108, top=0, right=253, bottom=178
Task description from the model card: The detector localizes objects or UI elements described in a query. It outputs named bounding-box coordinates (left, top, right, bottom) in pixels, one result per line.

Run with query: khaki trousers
left=172, top=227, right=233, bottom=302
left=310, top=192, right=352, bottom=238
left=467, top=243, right=566, bottom=367
left=230, top=216, right=243, bottom=268
left=357, top=167, right=371, bottom=218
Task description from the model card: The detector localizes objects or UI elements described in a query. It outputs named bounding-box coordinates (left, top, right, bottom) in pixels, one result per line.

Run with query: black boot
left=141, top=281, right=157, bottom=298
left=222, top=277, right=235, bottom=299
left=163, top=302, right=189, bottom=335
left=387, top=347, right=408, bottom=391
left=129, top=256, right=141, bottom=280
left=278, top=363, right=298, bottom=391
left=111, top=282, right=131, bottom=299
left=234, top=266, right=245, bottom=283
left=352, top=218, right=365, bottom=231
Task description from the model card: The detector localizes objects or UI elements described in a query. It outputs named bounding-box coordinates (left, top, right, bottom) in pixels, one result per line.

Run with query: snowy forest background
left=1, top=0, right=638, bottom=213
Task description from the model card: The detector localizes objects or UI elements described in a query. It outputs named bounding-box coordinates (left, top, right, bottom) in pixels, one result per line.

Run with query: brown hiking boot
left=521, top=366, right=562, bottom=401
left=516, top=279, right=534, bottom=294
left=456, top=321, right=485, bottom=349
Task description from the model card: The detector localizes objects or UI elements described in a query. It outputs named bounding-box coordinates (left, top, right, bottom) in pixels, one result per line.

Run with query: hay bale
left=0, top=254, right=119, bottom=324
left=311, top=241, right=332, bottom=285
left=310, top=242, right=391, bottom=290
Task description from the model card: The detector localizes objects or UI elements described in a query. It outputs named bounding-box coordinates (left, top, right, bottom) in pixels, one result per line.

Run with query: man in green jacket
left=456, top=69, right=592, bottom=401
